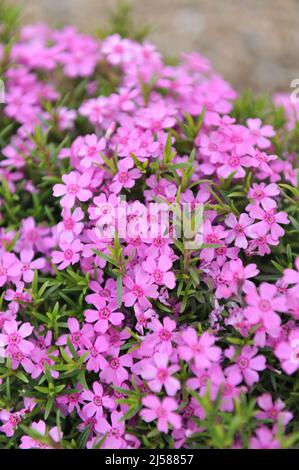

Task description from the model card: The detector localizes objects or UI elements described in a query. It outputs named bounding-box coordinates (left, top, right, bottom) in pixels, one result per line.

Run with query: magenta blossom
left=140, top=353, right=180, bottom=396
left=53, top=171, right=92, bottom=208
left=52, top=239, right=83, bottom=270
left=81, top=381, right=114, bottom=419
left=226, top=346, right=266, bottom=386
left=140, top=395, right=181, bottom=433
left=123, top=266, right=159, bottom=309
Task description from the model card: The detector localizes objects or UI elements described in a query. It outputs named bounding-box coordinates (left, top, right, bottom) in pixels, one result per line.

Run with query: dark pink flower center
left=237, top=356, right=249, bottom=369
left=153, top=269, right=163, bottom=283
left=64, top=218, right=75, bottom=230
left=228, top=156, right=240, bottom=167
left=110, top=358, right=120, bottom=369
left=8, top=333, right=20, bottom=345
left=93, top=395, right=103, bottom=406
left=234, top=224, right=244, bottom=234
left=157, top=368, right=169, bottom=382
left=264, top=211, right=275, bottom=224
left=132, top=284, right=144, bottom=298
left=259, top=299, right=272, bottom=312
left=67, top=184, right=79, bottom=194
left=156, top=406, right=167, bottom=419
left=99, top=307, right=111, bottom=319
left=64, top=249, right=74, bottom=260
left=118, top=172, right=129, bottom=183
left=158, top=328, right=171, bottom=341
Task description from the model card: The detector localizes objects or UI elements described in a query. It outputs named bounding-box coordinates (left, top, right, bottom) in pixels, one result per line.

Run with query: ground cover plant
left=1, top=1, right=299, bottom=449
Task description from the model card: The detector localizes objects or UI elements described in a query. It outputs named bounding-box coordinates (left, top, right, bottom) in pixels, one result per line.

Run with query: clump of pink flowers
left=0, top=12, right=299, bottom=451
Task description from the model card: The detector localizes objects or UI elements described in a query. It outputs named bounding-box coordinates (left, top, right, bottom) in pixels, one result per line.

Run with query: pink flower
left=84, top=299, right=124, bottom=333
left=53, top=171, right=92, bottom=208
left=81, top=381, right=114, bottom=419
left=110, top=157, right=141, bottom=194
left=283, top=257, right=299, bottom=298
left=123, top=266, right=159, bottom=309
left=56, top=317, right=93, bottom=349
left=247, top=207, right=289, bottom=240
left=140, top=353, right=180, bottom=396
left=140, top=395, right=181, bottom=433
left=200, top=220, right=227, bottom=262
left=142, top=255, right=176, bottom=289
left=250, top=426, right=280, bottom=449
left=57, top=207, right=84, bottom=243
left=0, top=250, right=21, bottom=286
left=99, top=353, right=133, bottom=385
left=52, top=239, right=83, bottom=270
left=0, top=320, right=34, bottom=355
left=77, top=134, right=106, bottom=168
left=246, top=183, right=279, bottom=211
left=95, top=411, right=126, bottom=449
left=88, top=193, right=119, bottom=224
left=226, top=346, right=266, bottom=386
left=82, top=335, right=109, bottom=373
left=275, top=329, right=299, bottom=374
left=246, top=118, right=275, bottom=149
left=20, top=420, right=63, bottom=449
left=178, top=329, right=221, bottom=368
left=243, top=283, right=286, bottom=335
left=257, top=393, right=293, bottom=425
left=20, top=250, right=45, bottom=283
left=225, top=213, right=253, bottom=249
left=141, top=317, right=177, bottom=355
left=0, top=410, right=23, bottom=437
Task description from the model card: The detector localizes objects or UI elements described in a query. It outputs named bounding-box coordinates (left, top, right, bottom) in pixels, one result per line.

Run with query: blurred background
left=8, top=0, right=299, bottom=93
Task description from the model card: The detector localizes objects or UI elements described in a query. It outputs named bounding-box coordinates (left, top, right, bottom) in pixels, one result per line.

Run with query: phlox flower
left=247, top=207, right=289, bottom=240
left=200, top=220, right=227, bottom=262
left=140, top=395, right=181, bottom=433
left=275, top=329, right=299, bottom=374
left=94, top=411, right=126, bottom=449
left=0, top=250, right=21, bottom=286
left=77, top=134, right=106, bottom=168
left=56, top=207, right=84, bottom=243
left=243, top=283, right=286, bottom=336
left=141, top=317, right=176, bottom=355
left=226, top=346, right=266, bottom=386
left=249, top=426, right=280, bottom=449
left=283, top=257, right=299, bottom=298
left=20, top=420, right=63, bottom=449
left=81, top=335, right=109, bottom=373
left=88, top=193, right=119, bottom=224
left=99, top=353, right=133, bottom=385
left=0, top=410, right=23, bottom=437
left=178, top=328, right=221, bottom=368
left=246, top=118, right=275, bottom=149
left=110, top=157, right=141, bottom=194
left=0, top=320, right=34, bottom=355
left=123, top=266, right=159, bottom=309
left=246, top=183, right=279, bottom=211
left=140, top=353, right=180, bottom=396
left=81, top=381, right=114, bottom=419
left=53, top=171, right=92, bottom=208
left=19, top=249, right=45, bottom=283
left=225, top=213, right=253, bottom=249
left=56, top=317, right=93, bottom=349
left=142, top=255, right=176, bottom=289
left=52, top=239, right=83, bottom=270
left=84, top=299, right=124, bottom=333
left=57, top=389, right=84, bottom=414
left=257, top=393, right=293, bottom=426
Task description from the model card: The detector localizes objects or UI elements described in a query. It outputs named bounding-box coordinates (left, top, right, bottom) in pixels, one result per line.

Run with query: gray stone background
left=8, top=0, right=299, bottom=93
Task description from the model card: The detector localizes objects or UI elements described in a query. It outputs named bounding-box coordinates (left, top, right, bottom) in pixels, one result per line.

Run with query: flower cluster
left=0, top=16, right=299, bottom=450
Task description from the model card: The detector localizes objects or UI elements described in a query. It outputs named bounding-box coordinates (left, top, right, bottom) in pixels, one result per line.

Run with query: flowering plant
left=1, top=1, right=299, bottom=449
